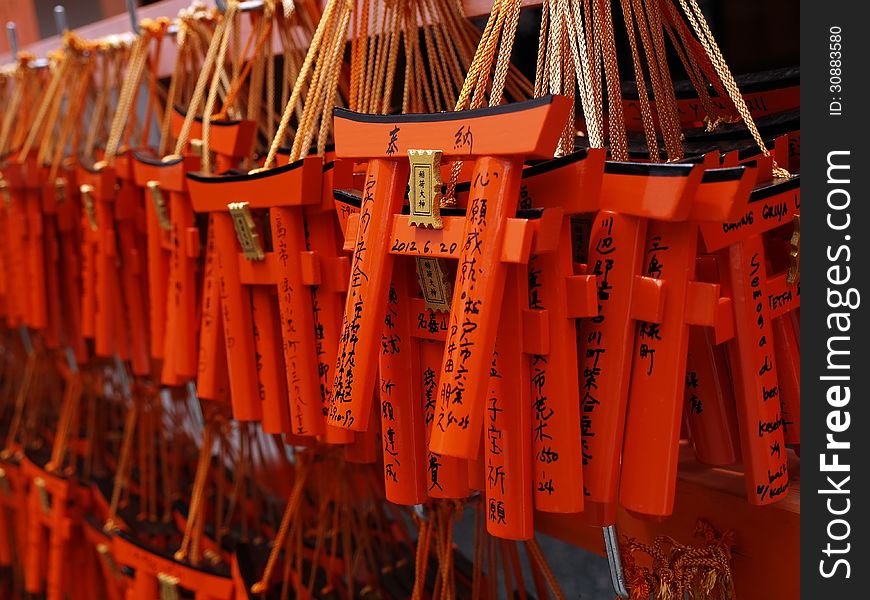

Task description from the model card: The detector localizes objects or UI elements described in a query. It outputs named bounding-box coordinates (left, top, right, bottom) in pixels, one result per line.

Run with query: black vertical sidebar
left=801, top=1, right=869, bottom=597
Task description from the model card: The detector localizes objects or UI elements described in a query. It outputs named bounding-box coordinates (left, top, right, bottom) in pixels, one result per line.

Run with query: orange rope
left=251, top=455, right=311, bottom=593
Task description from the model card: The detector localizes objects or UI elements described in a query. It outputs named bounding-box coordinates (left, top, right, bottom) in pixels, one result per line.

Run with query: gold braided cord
left=379, top=2, right=403, bottom=114
left=353, top=0, right=373, bottom=110
left=240, top=11, right=275, bottom=161
left=158, top=20, right=190, bottom=157
left=471, top=0, right=509, bottom=109
left=444, top=0, right=526, bottom=202
left=10, top=56, right=45, bottom=153
left=170, top=2, right=236, bottom=159
left=594, top=0, right=627, bottom=160
left=441, top=3, right=470, bottom=94
left=661, top=12, right=720, bottom=130
left=83, top=51, right=114, bottom=160
left=400, top=2, right=416, bottom=112
left=423, top=0, right=458, bottom=105
left=568, top=0, right=603, bottom=147
left=453, top=0, right=501, bottom=111
left=546, top=0, right=563, bottom=96
left=424, top=24, right=447, bottom=110
left=200, top=1, right=243, bottom=172
left=36, top=45, right=90, bottom=168
left=628, top=0, right=679, bottom=159
left=558, top=22, right=575, bottom=155
left=534, top=0, right=549, bottom=97
left=677, top=0, right=789, bottom=177
left=305, top=0, right=353, bottom=156
left=415, top=17, right=438, bottom=110
left=316, top=3, right=353, bottom=153
left=349, top=0, right=366, bottom=109
left=644, top=0, right=682, bottom=159
left=103, top=34, right=150, bottom=164
left=0, top=60, right=28, bottom=156
left=277, top=16, right=296, bottom=115
left=18, top=52, right=71, bottom=163
left=101, top=19, right=168, bottom=165
left=663, top=0, right=731, bottom=126
left=265, top=30, right=277, bottom=142
left=2, top=350, right=37, bottom=458
left=138, top=24, right=168, bottom=150
left=261, top=0, right=347, bottom=169
left=290, top=1, right=340, bottom=156
left=46, top=54, right=96, bottom=179
left=369, top=0, right=394, bottom=113
left=223, top=1, right=276, bottom=122
left=174, top=419, right=215, bottom=563
left=104, top=395, right=141, bottom=531
left=584, top=0, right=602, bottom=141
left=362, top=1, right=386, bottom=112
left=48, top=372, right=83, bottom=473
left=251, top=455, right=311, bottom=594
left=231, top=8, right=242, bottom=85
left=489, top=0, right=521, bottom=106
left=620, top=0, right=660, bottom=160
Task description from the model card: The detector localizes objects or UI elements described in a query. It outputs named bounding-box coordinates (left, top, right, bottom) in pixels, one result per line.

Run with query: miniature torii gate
left=328, top=96, right=572, bottom=441
left=693, top=171, right=801, bottom=505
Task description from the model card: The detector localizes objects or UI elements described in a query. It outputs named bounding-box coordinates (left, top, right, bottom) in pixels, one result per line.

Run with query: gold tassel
left=621, top=520, right=735, bottom=600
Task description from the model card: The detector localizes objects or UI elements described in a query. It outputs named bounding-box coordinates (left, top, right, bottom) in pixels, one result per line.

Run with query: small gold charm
left=787, top=214, right=800, bottom=285
left=34, top=477, right=50, bottom=513
left=157, top=573, right=181, bottom=600
left=228, top=201, right=265, bottom=261
left=408, top=149, right=443, bottom=229
left=80, top=184, right=98, bottom=231
left=146, top=181, right=172, bottom=231
left=54, top=178, right=66, bottom=204
left=416, top=257, right=453, bottom=313
left=96, top=543, right=121, bottom=577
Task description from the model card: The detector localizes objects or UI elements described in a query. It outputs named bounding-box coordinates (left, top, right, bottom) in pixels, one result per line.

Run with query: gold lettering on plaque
left=228, top=201, right=265, bottom=261
left=54, top=178, right=66, bottom=204
left=408, top=149, right=443, bottom=229
left=80, top=184, right=98, bottom=231
left=147, top=181, right=171, bottom=231
left=157, top=573, right=181, bottom=600
left=416, top=256, right=453, bottom=313
left=96, top=543, right=121, bottom=577
left=34, top=477, right=50, bottom=513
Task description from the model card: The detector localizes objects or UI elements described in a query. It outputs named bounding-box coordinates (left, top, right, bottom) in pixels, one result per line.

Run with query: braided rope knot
left=621, top=520, right=735, bottom=600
